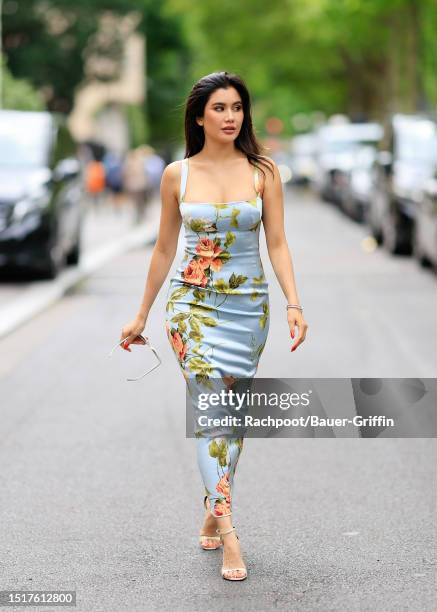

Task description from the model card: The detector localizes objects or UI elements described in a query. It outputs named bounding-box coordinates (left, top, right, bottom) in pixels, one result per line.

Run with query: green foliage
left=126, top=104, right=149, bottom=148
left=1, top=57, right=45, bottom=110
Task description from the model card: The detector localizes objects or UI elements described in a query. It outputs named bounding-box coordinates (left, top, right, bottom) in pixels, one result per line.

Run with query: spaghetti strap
left=180, top=158, right=188, bottom=203
left=253, top=165, right=260, bottom=197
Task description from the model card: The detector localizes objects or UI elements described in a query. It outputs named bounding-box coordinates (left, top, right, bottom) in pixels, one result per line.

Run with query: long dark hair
left=183, top=71, right=274, bottom=182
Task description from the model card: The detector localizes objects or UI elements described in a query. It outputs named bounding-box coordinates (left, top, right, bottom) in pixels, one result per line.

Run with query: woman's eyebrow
left=212, top=101, right=242, bottom=105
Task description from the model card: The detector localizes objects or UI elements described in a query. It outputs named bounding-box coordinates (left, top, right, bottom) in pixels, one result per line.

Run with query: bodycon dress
left=164, top=157, right=270, bottom=517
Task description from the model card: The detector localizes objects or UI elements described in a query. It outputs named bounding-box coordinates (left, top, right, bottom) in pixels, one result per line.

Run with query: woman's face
left=197, top=86, right=244, bottom=142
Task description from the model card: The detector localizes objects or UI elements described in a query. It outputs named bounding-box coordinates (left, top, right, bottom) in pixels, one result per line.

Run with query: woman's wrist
left=136, top=312, right=148, bottom=324
left=286, top=303, right=303, bottom=313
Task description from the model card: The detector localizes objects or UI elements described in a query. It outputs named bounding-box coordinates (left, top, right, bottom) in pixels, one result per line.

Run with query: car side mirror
left=53, top=158, right=80, bottom=182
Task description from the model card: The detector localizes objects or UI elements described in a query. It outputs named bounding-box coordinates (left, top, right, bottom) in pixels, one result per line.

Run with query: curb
left=0, top=208, right=158, bottom=340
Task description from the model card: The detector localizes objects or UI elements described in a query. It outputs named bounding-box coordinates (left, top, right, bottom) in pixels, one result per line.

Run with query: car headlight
left=12, top=193, right=49, bottom=223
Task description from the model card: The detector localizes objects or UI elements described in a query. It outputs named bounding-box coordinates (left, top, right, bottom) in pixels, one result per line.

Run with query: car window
left=0, top=113, right=52, bottom=167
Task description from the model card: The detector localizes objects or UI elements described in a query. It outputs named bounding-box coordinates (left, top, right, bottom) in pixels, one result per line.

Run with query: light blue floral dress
left=164, top=157, right=270, bottom=517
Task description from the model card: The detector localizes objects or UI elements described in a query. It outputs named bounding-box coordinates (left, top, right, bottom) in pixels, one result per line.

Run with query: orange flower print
left=216, top=472, right=231, bottom=498
left=195, top=239, right=223, bottom=274
left=214, top=498, right=231, bottom=516
left=183, top=259, right=208, bottom=287
left=171, top=330, right=187, bottom=361
left=213, top=472, right=231, bottom=515
left=197, top=254, right=223, bottom=272
left=195, top=238, right=216, bottom=258
left=197, top=256, right=212, bottom=270
left=210, top=256, right=223, bottom=272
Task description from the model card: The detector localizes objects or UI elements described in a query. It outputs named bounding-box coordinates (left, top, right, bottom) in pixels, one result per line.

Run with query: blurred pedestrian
left=85, top=158, right=106, bottom=209
left=103, top=151, right=125, bottom=210
left=142, top=145, right=166, bottom=199
left=123, top=147, right=149, bottom=223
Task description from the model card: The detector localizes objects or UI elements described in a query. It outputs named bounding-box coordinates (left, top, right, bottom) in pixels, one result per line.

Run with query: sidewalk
left=0, top=195, right=160, bottom=339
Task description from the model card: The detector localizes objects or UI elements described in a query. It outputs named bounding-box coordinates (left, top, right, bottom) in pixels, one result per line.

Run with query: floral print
left=165, top=158, right=269, bottom=517
left=198, top=437, right=244, bottom=517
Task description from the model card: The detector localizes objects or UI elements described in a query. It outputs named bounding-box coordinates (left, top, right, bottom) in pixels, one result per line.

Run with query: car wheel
left=39, top=244, right=66, bottom=280
left=66, top=238, right=81, bottom=266
left=412, top=225, right=433, bottom=268
left=382, top=209, right=412, bottom=255
left=368, top=215, right=383, bottom=244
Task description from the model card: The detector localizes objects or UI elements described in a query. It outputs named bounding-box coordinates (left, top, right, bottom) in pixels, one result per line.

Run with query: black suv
left=0, top=110, right=83, bottom=278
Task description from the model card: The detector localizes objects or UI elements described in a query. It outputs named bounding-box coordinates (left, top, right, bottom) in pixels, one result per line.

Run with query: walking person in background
left=118, top=71, right=308, bottom=581
left=123, top=146, right=149, bottom=223
left=103, top=150, right=125, bottom=210
left=143, top=145, right=166, bottom=200
left=84, top=157, right=106, bottom=210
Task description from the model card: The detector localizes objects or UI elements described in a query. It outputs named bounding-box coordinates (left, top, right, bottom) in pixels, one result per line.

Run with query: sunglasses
left=108, top=334, right=162, bottom=381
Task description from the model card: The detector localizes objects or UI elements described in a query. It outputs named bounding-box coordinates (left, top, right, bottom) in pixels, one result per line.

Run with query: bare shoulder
left=160, top=160, right=184, bottom=197
left=162, top=160, right=183, bottom=182
left=256, top=156, right=279, bottom=193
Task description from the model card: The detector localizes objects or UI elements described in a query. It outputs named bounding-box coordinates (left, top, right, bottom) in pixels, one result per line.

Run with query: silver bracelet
left=286, top=303, right=303, bottom=312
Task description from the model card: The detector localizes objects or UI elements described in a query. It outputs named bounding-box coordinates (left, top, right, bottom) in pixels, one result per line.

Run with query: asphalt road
left=0, top=186, right=436, bottom=611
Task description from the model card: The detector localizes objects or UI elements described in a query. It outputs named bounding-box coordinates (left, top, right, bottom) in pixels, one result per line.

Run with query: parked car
left=412, top=176, right=437, bottom=269
left=368, top=113, right=437, bottom=255
left=313, top=121, right=383, bottom=204
left=339, top=145, right=379, bottom=222
left=288, top=133, right=317, bottom=185
left=0, top=110, right=83, bottom=278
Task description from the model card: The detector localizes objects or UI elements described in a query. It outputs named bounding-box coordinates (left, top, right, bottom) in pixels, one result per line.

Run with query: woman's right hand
left=120, top=315, right=147, bottom=352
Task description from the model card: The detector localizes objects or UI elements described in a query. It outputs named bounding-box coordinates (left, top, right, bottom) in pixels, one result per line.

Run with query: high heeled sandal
left=216, top=526, right=247, bottom=581
left=199, top=496, right=222, bottom=550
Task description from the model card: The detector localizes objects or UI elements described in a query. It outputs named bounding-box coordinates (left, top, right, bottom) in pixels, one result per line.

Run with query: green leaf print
left=187, top=357, right=214, bottom=376
left=235, top=437, right=244, bottom=451
left=256, top=341, right=267, bottom=359
left=249, top=219, right=261, bottom=231
left=213, top=203, right=229, bottom=210
left=209, top=439, right=228, bottom=467
left=171, top=313, right=190, bottom=323
left=189, top=317, right=202, bottom=334
left=229, top=272, right=248, bottom=289
left=230, top=208, right=240, bottom=228
left=250, top=291, right=261, bottom=301
left=196, top=373, right=215, bottom=389
left=253, top=274, right=265, bottom=284
left=189, top=331, right=203, bottom=343
left=192, top=288, right=206, bottom=303
left=166, top=285, right=191, bottom=312
left=217, top=251, right=231, bottom=262
left=197, top=316, right=217, bottom=327
left=214, top=279, right=229, bottom=292
left=259, top=301, right=269, bottom=329
left=224, top=231, right=236, bottom=248
left=190, top=304, right=215, bottom=314
left=189, top=218, right=218, bottom=233
left=178, top=320, right=187, bottom=334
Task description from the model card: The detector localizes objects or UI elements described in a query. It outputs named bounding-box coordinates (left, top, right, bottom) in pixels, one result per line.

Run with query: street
left=0, top=187, right=436, bottom=611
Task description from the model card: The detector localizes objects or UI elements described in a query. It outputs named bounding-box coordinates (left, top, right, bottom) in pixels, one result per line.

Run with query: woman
left=119, top=71, right=308, bottom=581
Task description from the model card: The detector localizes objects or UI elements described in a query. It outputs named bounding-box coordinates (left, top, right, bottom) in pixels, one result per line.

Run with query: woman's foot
left=199, top=497, right=222, bottom=550
left=218, top=527, right=247, bottom=580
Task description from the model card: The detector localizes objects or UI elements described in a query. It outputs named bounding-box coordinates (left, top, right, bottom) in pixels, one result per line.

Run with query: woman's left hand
left=287, top=309, right=308, bottom=352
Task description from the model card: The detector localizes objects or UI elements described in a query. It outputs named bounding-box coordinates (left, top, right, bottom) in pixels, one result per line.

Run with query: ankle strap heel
left=216, top=526, right=236, bottom=538
left=216, top=526, right=247, bottom=581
